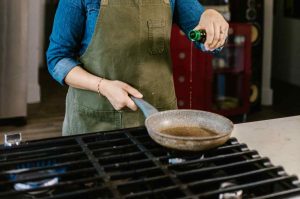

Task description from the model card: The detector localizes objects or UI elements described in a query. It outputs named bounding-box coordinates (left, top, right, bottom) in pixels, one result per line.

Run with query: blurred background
left=1, top=0, right=300, bottom=142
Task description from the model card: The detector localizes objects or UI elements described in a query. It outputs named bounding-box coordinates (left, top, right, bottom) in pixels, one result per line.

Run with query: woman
left=47, top=0, right=228, bottom=136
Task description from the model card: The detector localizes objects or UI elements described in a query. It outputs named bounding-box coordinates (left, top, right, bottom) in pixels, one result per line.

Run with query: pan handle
left=130, top=96, right=159, bottom=118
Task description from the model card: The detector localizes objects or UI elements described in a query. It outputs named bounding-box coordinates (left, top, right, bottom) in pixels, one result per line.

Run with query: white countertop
left=232, top=116, right=300, bottom=177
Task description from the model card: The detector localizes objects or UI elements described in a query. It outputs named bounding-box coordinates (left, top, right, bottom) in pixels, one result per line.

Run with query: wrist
left=96, top=78, right=104, bottom=96
left=98, top=78, right=110, bottom=96
left=97, top=77, right=105, bottom=96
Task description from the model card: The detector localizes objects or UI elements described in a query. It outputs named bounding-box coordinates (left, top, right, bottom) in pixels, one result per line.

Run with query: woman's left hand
left=194, top=9, right=229, bottom=51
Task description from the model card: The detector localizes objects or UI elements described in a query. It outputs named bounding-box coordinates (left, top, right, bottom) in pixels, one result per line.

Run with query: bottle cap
left=188, top=30, right=206, bottom=43
left=188, top=30, right=201, bottom=41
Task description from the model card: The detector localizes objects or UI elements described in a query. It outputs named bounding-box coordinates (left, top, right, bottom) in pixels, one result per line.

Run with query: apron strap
left=163, top=0, right=170, bottom=4
left=101, top=0, right=108, bottom=6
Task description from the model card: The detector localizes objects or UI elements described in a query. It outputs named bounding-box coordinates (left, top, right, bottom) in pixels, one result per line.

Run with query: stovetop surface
left=0, top=127, right=300, bottom=199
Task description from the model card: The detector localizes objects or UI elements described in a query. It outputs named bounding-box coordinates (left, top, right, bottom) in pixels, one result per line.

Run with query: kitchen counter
left=232, top=116, right=300, bottom=177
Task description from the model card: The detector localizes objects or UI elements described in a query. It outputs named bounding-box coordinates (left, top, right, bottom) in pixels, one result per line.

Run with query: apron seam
left=73, top=101, right=116, bottom=112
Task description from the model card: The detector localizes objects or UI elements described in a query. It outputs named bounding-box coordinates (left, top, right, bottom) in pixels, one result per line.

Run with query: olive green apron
left=63, top=0, right=177, bottom=136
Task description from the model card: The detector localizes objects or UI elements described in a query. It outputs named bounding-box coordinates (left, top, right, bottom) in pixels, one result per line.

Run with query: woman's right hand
left=99, top=79, right=143, bottom=111
left=64, top=66, right=142, bottom=111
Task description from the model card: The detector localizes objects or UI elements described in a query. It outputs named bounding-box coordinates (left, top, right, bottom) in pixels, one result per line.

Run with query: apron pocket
left=69, top=103, right=122, bottom=135
left=147, top=19, right=166, bottom=55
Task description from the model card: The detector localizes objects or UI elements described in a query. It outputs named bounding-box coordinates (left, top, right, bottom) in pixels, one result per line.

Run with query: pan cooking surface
left=146, top=110, right=234, bottom=135
left=160, top=126, right=218, bottom=137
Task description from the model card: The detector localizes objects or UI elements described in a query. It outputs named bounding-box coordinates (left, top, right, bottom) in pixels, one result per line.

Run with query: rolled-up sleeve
left=174, top=0, right=222, bottom=53
left=46, top=0, right=85, bottom=85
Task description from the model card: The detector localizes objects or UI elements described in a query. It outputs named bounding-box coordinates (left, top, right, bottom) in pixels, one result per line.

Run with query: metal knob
left=4, top=132, right=22, bottom=147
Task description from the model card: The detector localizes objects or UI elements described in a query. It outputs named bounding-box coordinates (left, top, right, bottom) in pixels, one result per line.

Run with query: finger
left=204, top=23, right=214, bottom=51
left=218, top=35, right=225, bottom=47
left=109, top=97, right=124, bottom=111
left=221, top=24, right=229, bottom=46
left=209, top=23, right=221, bottom=49
left=122, top=83, right=143, bottom=98
left=218, top=28, right=226, bottom=47
left=224, top=25, right=229, bottom=40
left=126, top=97, right=138, bottom=111
left=221, top=29, right=229, bottom=47
left=113, top=104, right=122, bottom=111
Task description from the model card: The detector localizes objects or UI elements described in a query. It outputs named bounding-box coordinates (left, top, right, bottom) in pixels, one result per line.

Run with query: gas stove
left=0, top=127, right=300, bottom=199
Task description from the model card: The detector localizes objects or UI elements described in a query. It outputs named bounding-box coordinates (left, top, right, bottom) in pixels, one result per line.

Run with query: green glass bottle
left=188, top=30, right=206, bottom=43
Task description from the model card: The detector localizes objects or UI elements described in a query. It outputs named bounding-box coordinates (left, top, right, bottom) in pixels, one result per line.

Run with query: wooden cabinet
left=171, top=23, right=251, bottom=117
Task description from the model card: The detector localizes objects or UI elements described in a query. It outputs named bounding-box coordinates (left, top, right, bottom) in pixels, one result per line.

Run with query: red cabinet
left=171, top=23, right=251, bottom=117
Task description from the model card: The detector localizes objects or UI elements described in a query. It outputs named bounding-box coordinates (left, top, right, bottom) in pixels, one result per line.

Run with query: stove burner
left=168, top=157, right=186, bottom=164
left=219, top=182, right=243, bottom=199
left=14, top=177, right=58, bottom=194
left=5, top=161, right=66, bottom=194
left=167, top=150, right=205, bottom=164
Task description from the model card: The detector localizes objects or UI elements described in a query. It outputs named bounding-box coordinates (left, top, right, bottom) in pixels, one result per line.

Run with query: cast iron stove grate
left=0, top=127, right=300, bottom=199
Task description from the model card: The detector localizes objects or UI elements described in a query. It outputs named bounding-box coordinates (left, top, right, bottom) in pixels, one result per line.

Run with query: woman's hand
left=194, top=9, right=229, bottom=51
left=64, top=66, right=142, bottom=111
left=100, top=79, right=143, bottom=111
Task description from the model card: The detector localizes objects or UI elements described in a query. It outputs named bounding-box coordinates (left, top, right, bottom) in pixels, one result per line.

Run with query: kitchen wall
left=262, top=0, right=274, bottom=105
left=0, top=0, right=28, bottom=118
left=0, top=0, right=46, bottom=119
left=27, top=0, right=46, bottom=103
left=273, top=0, right=300, bottom=86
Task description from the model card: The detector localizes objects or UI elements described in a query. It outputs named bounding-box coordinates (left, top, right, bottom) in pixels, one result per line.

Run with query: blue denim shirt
left=47, top=0, right=207, bottom=85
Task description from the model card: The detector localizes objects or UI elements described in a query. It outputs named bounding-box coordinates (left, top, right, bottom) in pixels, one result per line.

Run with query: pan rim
left=145, top=109, right=234, bottom=141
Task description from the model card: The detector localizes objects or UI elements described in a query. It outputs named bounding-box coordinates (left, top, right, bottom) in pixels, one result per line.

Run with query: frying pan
left=131, top=97, right=234, bottom=151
